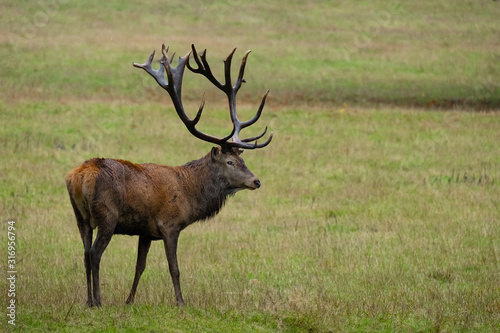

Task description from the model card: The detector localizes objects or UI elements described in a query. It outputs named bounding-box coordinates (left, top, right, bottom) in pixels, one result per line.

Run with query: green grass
left=1, top=1, right=500, bottom=332
left=2, top=102, right=499, bottom=332
left=1, top=0, right=499, bottom=108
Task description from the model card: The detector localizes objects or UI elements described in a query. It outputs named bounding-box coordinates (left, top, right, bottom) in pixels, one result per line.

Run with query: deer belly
left=113, top=214, right=162, bottom=239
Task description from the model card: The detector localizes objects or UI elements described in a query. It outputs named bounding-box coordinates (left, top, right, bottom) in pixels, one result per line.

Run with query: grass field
left=1, top=1, right=500, bottom=332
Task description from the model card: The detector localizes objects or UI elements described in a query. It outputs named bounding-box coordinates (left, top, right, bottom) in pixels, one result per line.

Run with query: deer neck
left=178, top=153, right=233, bottom=222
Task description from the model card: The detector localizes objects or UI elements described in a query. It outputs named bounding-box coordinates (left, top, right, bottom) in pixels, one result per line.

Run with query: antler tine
left=255, top=131, right=274, bottom=148
left=160, top=44, right=174, bottom=92
left=234, top=50, right=251, bottom=92
left=222, top=89, right=271, bottom=150
left=186, top=44, right=202, bottom=72
left=187, top=44, right=224, bottom=89
left=223, top=48, right=237, bottom=91
left=241, top=126, right=268, bottom=143
left=240, top=90, right=269, bottom=130
left=253, top=131, right=274, bottom=149
left=133, top=50, right=168, bottom=89
left=234, top=130, right=274, bottom=150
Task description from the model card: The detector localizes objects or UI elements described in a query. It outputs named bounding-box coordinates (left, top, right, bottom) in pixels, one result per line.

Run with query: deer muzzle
left=246, top=177, right=261, bottom=190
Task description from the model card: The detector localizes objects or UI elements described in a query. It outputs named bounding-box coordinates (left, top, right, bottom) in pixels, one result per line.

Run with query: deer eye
left=227, top=161, right=233, bottom=166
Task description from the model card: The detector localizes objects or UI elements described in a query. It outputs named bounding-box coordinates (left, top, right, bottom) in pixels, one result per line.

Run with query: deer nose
left=254, top=179, right=261, bottom=188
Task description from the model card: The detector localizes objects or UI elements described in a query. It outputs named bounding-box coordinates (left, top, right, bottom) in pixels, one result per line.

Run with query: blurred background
left=1, top=0, right=499, bottom=109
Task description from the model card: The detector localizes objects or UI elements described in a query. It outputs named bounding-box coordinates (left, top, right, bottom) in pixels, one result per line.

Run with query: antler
left=133, top=44, right=273, bottom=150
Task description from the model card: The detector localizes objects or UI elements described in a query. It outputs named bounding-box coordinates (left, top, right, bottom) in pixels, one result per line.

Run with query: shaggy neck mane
left=180, top=153, right=235, bottom=222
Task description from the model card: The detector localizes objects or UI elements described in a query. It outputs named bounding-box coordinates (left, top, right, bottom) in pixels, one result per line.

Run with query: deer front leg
left=162, top=229, right=185, bottom=306
left=126, top=236, right=152, bottom=304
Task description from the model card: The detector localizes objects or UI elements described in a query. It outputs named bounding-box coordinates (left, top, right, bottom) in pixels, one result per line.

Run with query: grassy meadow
left=1, top=0, right=500, bottom=332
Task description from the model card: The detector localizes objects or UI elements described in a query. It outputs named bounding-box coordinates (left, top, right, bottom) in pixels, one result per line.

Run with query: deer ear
left=211, top=146, right=221, bottom=160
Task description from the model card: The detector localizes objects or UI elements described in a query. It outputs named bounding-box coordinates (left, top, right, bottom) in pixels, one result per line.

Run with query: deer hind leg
left=88, top=226, right=113, bottom=308
left=88, top=203, right=118, bottom=307
left=69, top=197, right=94, bottom=307
left=81, top=225, right=93, bottom=307
left=126, top=236, right=152, bottom=304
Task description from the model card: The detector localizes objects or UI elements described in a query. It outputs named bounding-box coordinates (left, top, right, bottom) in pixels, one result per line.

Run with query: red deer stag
left=66, top=44, right=272, bottom=307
